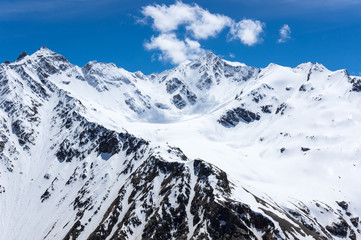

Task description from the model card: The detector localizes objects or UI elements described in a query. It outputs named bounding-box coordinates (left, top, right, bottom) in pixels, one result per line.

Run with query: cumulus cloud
left=230, top=19, right=264, bottom=46
left=142, top=2, right=196, bottom=33
left=278, top=24, right=291, bottom=43
left=187, top=10, right=232, bottom=39
left=144, top=33, right=205, bottom=64
left=142, top=2, right=232, bottom=39
left=141, top=2, right=265, bottom=64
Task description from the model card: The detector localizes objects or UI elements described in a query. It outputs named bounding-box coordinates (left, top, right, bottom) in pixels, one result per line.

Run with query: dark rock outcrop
left=172, top=94, right=187, bottom=109
left=16, top=51, right=28, bottom=61
left=218, top=107, right=260, bottom=127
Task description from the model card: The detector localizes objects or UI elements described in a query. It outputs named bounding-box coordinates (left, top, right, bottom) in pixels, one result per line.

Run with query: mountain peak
left=205, top=51, right=217, bottom=58
left=82, top=60, right=119, bottom=74
left=33, top=46, right=58, bottom=56
left=296, top=62, right=313, bottom=70
left=200, top=51, right=219, bottom=62
left=264, top=62, right=283, bottom=70
left=296, top=62, right=328, bottom=73
left=30, top=46, right=69, bottom=66
left=312, top=62, right=327, bottom=72
left=39, top=45, right=50, bottom=51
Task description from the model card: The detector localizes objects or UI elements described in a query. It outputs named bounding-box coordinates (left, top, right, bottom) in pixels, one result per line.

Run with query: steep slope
left=0, top=47, right=360, bottom=240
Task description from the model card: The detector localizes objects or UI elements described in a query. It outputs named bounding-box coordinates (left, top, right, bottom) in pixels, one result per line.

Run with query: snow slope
left=0, top=47, right=360, bottom=239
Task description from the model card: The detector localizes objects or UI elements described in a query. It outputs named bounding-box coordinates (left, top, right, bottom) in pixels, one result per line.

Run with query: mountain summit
left=0, top=48, right=360, bottom=239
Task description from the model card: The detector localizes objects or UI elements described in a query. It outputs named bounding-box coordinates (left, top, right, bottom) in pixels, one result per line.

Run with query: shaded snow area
left=0, top=47, right=361, bottom=239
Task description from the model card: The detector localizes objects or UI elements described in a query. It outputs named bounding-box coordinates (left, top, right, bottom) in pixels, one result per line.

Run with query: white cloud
left=142, top=2, right=196, bottom=33
left=186, top=10, right=232, bottom=39
left=278, top=24, right=291, bottom=43
left=142, top=2, right=232, bottom=40
left=141, top=2, right=265, bottom=64
left=230, top=19, right=264, bottom=46
left=144, top=33, right=205, bottom=64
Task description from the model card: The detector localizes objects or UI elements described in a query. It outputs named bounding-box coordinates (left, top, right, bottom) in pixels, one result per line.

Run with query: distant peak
left=86, top=60, right=98, bottom=66
left=296, top=62, right=312, bottom=69
left=82, top=60, right=119, bottom=75
left=40, top=45, right=49, bottom=50
left=265, top=62, right=281, bottom=69
left=30, top=46, right=69, bottom=64
left=83, top=60, right=118, bottom=69
left=204, top=52, right=219, bottom=61
left=311, top=62, right=328, bottom=73
left=194, top=52, right=217, bottom=61
left=189, top=52, right=222, bottom=66
left=205, top=52, right=216, bottom=58
left=296, top=62, right=328, bottom=73
left=35, top=46, right=56, bottom=55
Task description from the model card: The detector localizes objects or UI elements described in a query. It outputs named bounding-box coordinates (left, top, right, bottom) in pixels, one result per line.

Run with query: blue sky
left=0, top=0, right=360, bottom=75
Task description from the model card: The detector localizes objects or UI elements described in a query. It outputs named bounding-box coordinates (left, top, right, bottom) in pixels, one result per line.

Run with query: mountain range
left=0, top=46, right=360, bottom=239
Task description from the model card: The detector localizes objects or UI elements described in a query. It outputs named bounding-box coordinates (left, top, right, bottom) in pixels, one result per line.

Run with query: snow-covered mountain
left=1, top=46, right=361, bottom=239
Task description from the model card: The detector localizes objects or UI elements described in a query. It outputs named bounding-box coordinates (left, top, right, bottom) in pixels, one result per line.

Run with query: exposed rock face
left=261, top=105, right=272, bottom=113
left=172, top=94, right=187, bottom=109
left=16, top=51, right=28, bottom=61
left=326, top=219, right=349, bottom=238
left=276, top=103, right=288, bottom=115
left=350, top=78, right=361, bottom=92
left=218, top=107, right=260, bottom=127
left=166, top=78, right=183, bottom=94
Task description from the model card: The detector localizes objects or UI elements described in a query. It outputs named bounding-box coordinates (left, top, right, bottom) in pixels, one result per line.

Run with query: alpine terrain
left=1, top=46, right=361, bottom=240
